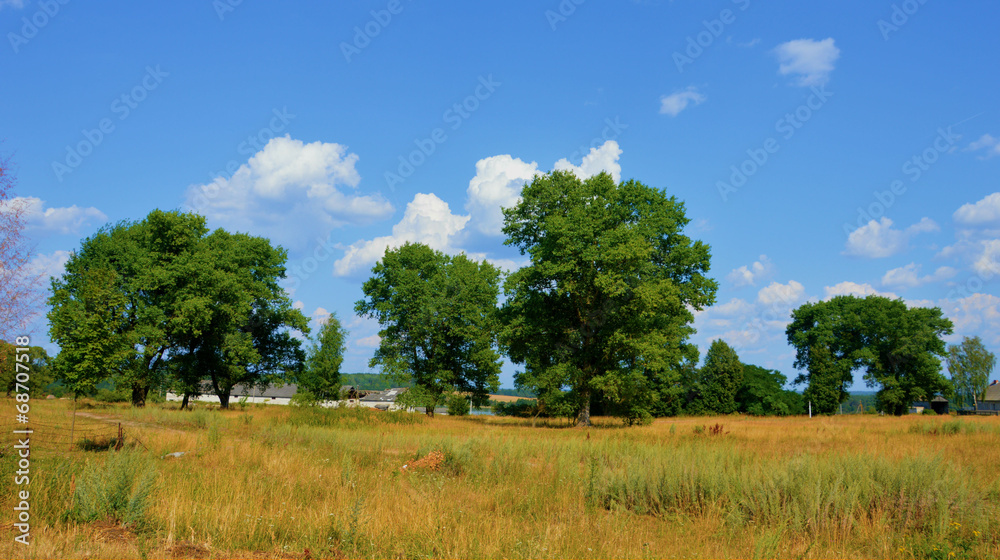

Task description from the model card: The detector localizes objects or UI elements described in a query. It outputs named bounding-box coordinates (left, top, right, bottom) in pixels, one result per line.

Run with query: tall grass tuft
left=594, top=445, right=979, bottom=535
left=64, top=450, right=158, bottom=530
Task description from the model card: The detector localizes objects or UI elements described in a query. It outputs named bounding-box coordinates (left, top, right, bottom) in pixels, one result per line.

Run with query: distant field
left=487, top=394, right=535, bottom=403
left=2, top=399, right=999, bottom=559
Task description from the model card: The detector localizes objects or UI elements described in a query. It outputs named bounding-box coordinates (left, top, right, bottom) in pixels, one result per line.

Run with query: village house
left=977, top=380, right=1000, bottom=413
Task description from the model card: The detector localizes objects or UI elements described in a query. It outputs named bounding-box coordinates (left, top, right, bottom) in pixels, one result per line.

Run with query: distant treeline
left=340, top=374, right=412, bottom=391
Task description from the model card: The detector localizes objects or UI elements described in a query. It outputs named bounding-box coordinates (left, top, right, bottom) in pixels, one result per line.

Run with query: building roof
left=984, top=383, right=1000, bottom=403
left=360, top=387, right=408, bottom=402
left=230, top=383, right=298, bottom=399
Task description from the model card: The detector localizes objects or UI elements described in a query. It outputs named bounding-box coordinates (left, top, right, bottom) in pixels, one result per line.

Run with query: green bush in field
left=94, top=384, right=130, bottom=403
left=446, top=394, right=470, bottom=416
left=492, top=399, right=537, bottom=417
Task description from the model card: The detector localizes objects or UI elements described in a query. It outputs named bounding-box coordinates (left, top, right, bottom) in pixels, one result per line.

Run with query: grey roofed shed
left=229, top=383, right=298, bottom=399
left=360, top=387, right=409, bottom=402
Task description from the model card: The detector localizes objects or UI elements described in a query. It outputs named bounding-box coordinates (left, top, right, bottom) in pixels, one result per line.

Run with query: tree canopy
left=48, top=209, right=308, bottom=407
left=0, top=341, right=52, bottom=396
left=500, top=171, right=717, bottom=426
left=947, top=336, right=996, bottom=409
left=736, top=364, right=804, bottom=416
left=786, top=295, right=953, bottom=415
left=355, top=242, right=502, bottom=416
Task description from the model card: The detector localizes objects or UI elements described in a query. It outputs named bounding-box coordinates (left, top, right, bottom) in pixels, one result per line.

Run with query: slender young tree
left=300, top=314, right=348, bottom=402
left=0, top=152, right=41, bottom=341
left=947, top=336, right=996, bottom=409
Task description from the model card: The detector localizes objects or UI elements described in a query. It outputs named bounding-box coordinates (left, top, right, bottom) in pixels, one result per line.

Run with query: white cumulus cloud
left=184, top=136, right=393, bottom=248
left=27, top=250, right=71, bottom=280
left=727, top=255, right=774, bottom=287
left=973, top=239, right=1000, bottom=278
left=333, top=193, right=469, bottom=277
left=553, top=140, right=622, bottom=183
left=823, top=281, right=898, bottom=300
left=774, top=38, right=840, bottom=86
left=882, top=263, right=957, bottom=289
left=757, top=280, right=806, bottom=307
left=954, top=192, right=1000, bottom=225
left=659, top=86, right=706, bottom=117
left=965, top=134, right=1000, bottom=159
left=843, top=217, right=938, bottom=258
left=465, top=155, right=539, bottom=236
left=939, top=293, right=1000, bottom=345
left=0, top=197, right=107, bottom=234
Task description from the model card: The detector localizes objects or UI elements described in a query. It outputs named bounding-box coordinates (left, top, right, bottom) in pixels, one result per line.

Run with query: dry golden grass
left=1, top=398, right=998, bottom=559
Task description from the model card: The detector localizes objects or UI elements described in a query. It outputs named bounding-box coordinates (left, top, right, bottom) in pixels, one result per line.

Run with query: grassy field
left=2, top=399, right=999, bottom=559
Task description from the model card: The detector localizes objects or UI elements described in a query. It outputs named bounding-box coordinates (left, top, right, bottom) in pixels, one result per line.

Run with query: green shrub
left=492, top=399, right=538, bottom=417
left=94, top=385, right=130, bottom=403
left=446, top=394, right=470, bottom=416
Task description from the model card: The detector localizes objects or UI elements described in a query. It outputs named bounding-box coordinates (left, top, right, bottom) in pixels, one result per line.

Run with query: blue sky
left=3, top=0, right=999, bottom=390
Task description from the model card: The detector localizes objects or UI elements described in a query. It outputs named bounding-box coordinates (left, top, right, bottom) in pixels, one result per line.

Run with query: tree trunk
left=131, top=383, right=149, bottom=408
left=576, top=388, right=591, bottom=427
left=181, top=393, right=190, bottom=410
left=219, top=392, right=231, bottom=409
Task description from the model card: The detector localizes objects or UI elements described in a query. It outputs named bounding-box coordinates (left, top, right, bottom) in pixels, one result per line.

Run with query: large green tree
left=49, top=210, right=308, bottom=408
left=355, top=242, right=502, bottom=416
left=500, top=171, right=717, bottom=426
left=786, top=295, right=953, bottom=415
left=947, top=336, right=996, bottom=409
left=299, top=314, right=348, bottom=402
